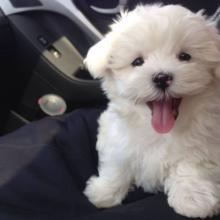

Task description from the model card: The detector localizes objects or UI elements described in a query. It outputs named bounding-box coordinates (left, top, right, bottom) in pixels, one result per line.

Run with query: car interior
left=0, top=1, right=219, bottom=220
left=0, top=0, right=219, bottom=136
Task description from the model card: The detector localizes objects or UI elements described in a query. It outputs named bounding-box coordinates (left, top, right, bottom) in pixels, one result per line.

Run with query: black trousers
left=0, top=108, right=218, bottom=220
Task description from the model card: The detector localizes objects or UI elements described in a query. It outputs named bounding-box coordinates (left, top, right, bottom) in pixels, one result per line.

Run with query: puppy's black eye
left=178, top=52, right=191, bottom=61
left=131, top=57, right=144, bottom=66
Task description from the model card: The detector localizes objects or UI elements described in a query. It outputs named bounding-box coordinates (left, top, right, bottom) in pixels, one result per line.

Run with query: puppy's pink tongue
left=151, top=99, right=175, bottom=134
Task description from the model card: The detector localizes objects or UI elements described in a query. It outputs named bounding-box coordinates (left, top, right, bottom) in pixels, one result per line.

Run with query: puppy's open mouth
left=147, top=98, right=182, bottom=134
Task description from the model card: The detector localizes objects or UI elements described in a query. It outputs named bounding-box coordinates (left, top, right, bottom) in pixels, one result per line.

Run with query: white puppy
left=84, top=4, right=220, bottom=218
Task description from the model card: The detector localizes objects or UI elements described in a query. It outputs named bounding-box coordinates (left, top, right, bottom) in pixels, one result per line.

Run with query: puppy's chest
left=131, top=136, right=172, bottom=192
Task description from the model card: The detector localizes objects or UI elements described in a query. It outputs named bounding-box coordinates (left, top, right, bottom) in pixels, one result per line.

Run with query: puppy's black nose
left=153, top=72, right=173, bottom=90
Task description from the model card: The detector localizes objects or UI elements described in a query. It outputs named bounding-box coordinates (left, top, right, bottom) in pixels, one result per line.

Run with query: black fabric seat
left=0, top=108, right=218, bottom=220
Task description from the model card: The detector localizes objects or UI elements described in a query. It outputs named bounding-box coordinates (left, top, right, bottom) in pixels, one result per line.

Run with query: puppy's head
left=85, top=4, right=220, bottom=133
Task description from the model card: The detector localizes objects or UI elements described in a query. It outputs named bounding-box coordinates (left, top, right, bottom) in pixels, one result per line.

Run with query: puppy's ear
left=212, top=34, right=220, bottom=78
left=205, top=9, right=220, bottom=78
left=84, top=37, right=112, bottom=79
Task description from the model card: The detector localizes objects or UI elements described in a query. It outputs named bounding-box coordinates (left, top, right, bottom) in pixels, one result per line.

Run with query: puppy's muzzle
left=153, top=72, right=173, bottom=90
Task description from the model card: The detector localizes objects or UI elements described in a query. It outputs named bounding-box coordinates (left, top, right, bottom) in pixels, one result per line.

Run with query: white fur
left=84, top=4, right=220, bottom=218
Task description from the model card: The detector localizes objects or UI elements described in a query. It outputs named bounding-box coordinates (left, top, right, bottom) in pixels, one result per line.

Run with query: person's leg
left=0, top=109, right=102, bottom=219
left=79, top=193, right=187, bottom=220
left=0, top=108, right=219, bottom=220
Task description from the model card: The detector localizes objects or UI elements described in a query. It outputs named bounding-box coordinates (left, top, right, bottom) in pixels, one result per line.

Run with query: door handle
left=90, top=0, right=128, bottom=14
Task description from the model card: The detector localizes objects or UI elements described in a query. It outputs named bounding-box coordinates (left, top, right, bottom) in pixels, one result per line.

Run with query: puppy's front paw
left=167, top=182, right=220, bottom=218
left=84, top=176, right=124, bottom=208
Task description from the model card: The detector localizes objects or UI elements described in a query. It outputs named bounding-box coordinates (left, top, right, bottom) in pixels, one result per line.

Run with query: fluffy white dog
left=84, top=4, right=220, bottom=218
